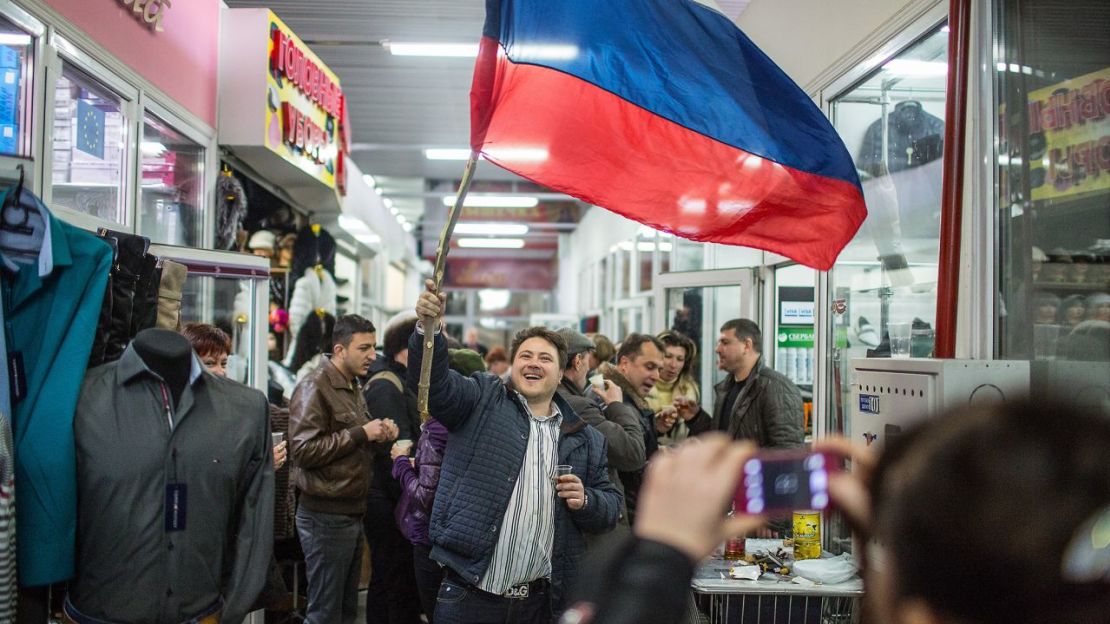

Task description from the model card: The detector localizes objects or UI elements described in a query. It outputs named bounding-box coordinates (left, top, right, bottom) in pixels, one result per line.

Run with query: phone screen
left=735, top=451, right=834, bottom=515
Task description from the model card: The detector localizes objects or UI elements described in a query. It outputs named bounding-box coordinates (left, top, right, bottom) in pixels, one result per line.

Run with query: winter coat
left=687, top=357, right=804, bottom=448
left=556, top=378, right=644, bottom=526
left=407, top=330, right=621, bottom=612
left=392, top=419, right=448, bottom=546
left=363, top=358, right=422, bottom=501
left=598, top=364, right=658, bottom=524
left=284, top=268, right=337, bottom=367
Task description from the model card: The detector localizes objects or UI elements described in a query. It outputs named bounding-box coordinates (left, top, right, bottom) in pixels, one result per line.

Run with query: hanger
left=0, top=164, right=33, bottom=236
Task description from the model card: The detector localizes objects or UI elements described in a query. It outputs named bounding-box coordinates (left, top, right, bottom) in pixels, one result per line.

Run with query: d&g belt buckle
left=503, top=583, right=530, bottom=599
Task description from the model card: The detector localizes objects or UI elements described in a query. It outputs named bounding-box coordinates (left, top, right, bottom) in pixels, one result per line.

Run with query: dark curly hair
left=509, top=327, right=568, bottom=370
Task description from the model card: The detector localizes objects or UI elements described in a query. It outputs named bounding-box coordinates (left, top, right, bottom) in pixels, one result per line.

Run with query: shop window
left=995, top=1, right=1109, bottom=369
left=824, top=24, right=948, bottom=446
left=50, top=63, right=129, bottom=223
left=672, top=236, right=705, bottom=272
left=0, top=17, right=34, bottom=157
left=139, top=114, right=204, bottom=246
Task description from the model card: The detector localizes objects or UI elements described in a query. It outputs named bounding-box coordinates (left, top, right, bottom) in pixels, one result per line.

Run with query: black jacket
left=363, top=358, right=422, bottom=500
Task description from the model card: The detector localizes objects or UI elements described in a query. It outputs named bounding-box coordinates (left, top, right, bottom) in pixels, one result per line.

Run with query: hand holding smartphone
left=735, top=449, right=840, bottom=515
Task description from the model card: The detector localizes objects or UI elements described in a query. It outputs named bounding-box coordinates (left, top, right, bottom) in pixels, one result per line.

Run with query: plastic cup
left=888, top=322, right=911, bottom=358
left=395, top=439, right=414, bottom=454
left=553, top=464, right=573, bottom=485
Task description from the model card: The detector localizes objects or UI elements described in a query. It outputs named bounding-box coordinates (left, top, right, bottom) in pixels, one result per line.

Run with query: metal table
left=691, top=557, right=863, bottom=624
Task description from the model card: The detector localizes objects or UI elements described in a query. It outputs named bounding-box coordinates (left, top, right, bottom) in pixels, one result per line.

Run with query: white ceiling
left=223, top=0, right=752, bottom=227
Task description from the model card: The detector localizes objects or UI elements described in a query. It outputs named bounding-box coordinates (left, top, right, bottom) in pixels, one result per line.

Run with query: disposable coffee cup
left=589, top=374, right=605, bottom=390
left=271, top=432, right=285, bottom=446
left=395, top=439, right=414, bottom=454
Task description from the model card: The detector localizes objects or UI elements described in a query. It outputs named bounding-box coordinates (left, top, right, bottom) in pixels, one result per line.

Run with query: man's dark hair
left=510, top=327, right=568, bottom=370
left=871, top=397, right=1110, bottom=623
left=720, top=319, right=762, bottom=353
left=383, top=317, right=418, bottom=362
left=332, top=314, right=376, bottom=350
left=617, top=333, right=665, bottom=363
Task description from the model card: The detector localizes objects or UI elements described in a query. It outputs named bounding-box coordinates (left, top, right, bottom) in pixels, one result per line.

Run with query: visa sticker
left=859, top=394, right=880, bottom=414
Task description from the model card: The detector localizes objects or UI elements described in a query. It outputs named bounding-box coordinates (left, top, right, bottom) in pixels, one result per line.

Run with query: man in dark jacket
left=290, top=315, right=399, bottom=624
left=683, top=319, right=804, bottom=448
left=599, top=334, right=665, bottom=525
left=411, top=281, right=621, bottom=623
left=555, top=328, right=645, bottom=529
left=363, top=316, right=424, bottom=624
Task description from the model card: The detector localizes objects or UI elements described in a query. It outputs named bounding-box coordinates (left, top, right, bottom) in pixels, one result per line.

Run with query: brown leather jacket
left=289, top=357, right=373, bottom=514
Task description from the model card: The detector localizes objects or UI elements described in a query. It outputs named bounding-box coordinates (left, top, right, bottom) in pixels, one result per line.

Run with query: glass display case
left=50, top=61, right=131, bottom=224
left=138, top=113, right=204, bottom=247
left=995, top=0, right=1109, bottom=371
left=0, top=15, right=35, bottom=158
left=824, top=23, right=948, bottom=441
left=151, top=245, right=270, bottom=391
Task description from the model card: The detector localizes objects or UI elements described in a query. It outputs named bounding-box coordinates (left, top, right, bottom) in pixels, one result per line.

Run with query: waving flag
left=471, top=0, right=866, bottom=270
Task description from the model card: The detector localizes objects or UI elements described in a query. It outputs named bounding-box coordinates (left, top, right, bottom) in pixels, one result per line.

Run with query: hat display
left=557, top=327, right=595, bottom=355
left=248, top=229, right=276, bottom=250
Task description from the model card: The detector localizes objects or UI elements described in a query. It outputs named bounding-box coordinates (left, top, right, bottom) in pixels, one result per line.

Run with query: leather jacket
left=289, top=357, right=374, bottom=514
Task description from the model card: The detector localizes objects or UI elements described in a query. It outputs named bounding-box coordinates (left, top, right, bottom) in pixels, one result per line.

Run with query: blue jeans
left=296, top=507, right=364, bottom=624
left=434, top=570, right=550, bottom=624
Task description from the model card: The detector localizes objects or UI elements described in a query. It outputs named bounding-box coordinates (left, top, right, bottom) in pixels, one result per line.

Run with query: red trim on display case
left=935, top=0, right=971, bottom=359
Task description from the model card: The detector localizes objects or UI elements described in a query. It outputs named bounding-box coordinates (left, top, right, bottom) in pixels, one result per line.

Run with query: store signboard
left=118, top=0, right=172, bottom=32
left=1026, top=66, right=1110, bottom=202
left=445, top=257, right=557, bottom=290
left=264, top=11, right=344, bottom=192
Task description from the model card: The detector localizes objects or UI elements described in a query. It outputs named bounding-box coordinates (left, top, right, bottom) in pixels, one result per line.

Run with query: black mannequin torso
left=132, top=328, right=193, bottom=408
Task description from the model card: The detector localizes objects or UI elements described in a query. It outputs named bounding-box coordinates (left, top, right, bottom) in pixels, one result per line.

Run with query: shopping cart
left=691, top=558, right=862, bottom=624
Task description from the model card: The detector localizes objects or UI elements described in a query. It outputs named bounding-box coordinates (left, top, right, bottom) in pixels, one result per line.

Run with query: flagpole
left=418, top=151, right=481, bottom=420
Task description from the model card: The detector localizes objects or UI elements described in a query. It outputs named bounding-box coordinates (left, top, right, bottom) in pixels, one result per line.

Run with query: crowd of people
left=180, top=279, right=1109, bottom=624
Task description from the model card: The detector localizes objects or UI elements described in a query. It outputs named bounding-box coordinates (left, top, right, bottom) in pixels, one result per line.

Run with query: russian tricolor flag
left=471, top=0, right=867, bottom=271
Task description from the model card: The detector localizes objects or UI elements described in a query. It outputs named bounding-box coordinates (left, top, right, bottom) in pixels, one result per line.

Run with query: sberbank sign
left=777, top=327, right=814, bottom=348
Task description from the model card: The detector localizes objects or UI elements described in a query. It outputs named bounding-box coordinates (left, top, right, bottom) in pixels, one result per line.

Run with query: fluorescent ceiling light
left=442, top=195, right=539, bottom=208
left=386, top=42, right=479, bottom=57
left=458, top=238, right=526, bottom=249
left=454, top=223, right=530, bottom=236
left=424, top=148, right=472, bottom=160
left=389, top=207, right=400, bottom=215
left=382, top=197, right=394, bottom=209
left=401, top=222, right=414, bottom=232
left=0, top=34, right=32, bottom=46
left=141, top=141, right=167, bottom=156
left=363, top=173, right=376, bottom=187
left=882, top=59, right=947, bottom=77
left=425, top=147, right=549, bottom=162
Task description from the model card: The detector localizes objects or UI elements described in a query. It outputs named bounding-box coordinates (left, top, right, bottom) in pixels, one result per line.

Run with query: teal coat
left=1, top=190, right=111, bottom=586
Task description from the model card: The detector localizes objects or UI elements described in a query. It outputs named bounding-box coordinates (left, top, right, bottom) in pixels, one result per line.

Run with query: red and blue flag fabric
left=470, top=0, right=867, bottom=270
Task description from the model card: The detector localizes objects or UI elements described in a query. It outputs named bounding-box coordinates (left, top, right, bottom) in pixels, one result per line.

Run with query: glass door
left=654, top=269, right=757, bottom=413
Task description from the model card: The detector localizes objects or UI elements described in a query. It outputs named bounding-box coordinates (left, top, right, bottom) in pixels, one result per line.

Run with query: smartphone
left=734, top=449, right=839, bottom=516
left=271, top=432, right=285, bottom=446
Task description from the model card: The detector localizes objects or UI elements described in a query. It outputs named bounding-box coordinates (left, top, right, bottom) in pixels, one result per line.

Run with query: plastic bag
left=793, top=554, right=859, bottom=584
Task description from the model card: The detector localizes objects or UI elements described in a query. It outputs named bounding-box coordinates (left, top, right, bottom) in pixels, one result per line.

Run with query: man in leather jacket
left=683, top=319, right=803, bottom=448
left=289, top=315, right=399, bottom=624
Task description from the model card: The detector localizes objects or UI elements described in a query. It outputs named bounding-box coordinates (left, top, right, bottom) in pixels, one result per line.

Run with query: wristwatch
left=582, top=492, right=589, bottom=509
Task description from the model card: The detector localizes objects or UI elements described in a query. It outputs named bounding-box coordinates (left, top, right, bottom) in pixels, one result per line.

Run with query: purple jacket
left=392, top=418, right=448, bottom=545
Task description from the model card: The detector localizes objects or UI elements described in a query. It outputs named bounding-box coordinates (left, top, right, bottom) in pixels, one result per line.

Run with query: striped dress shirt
left=476, top=398, right=563, bottom=594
